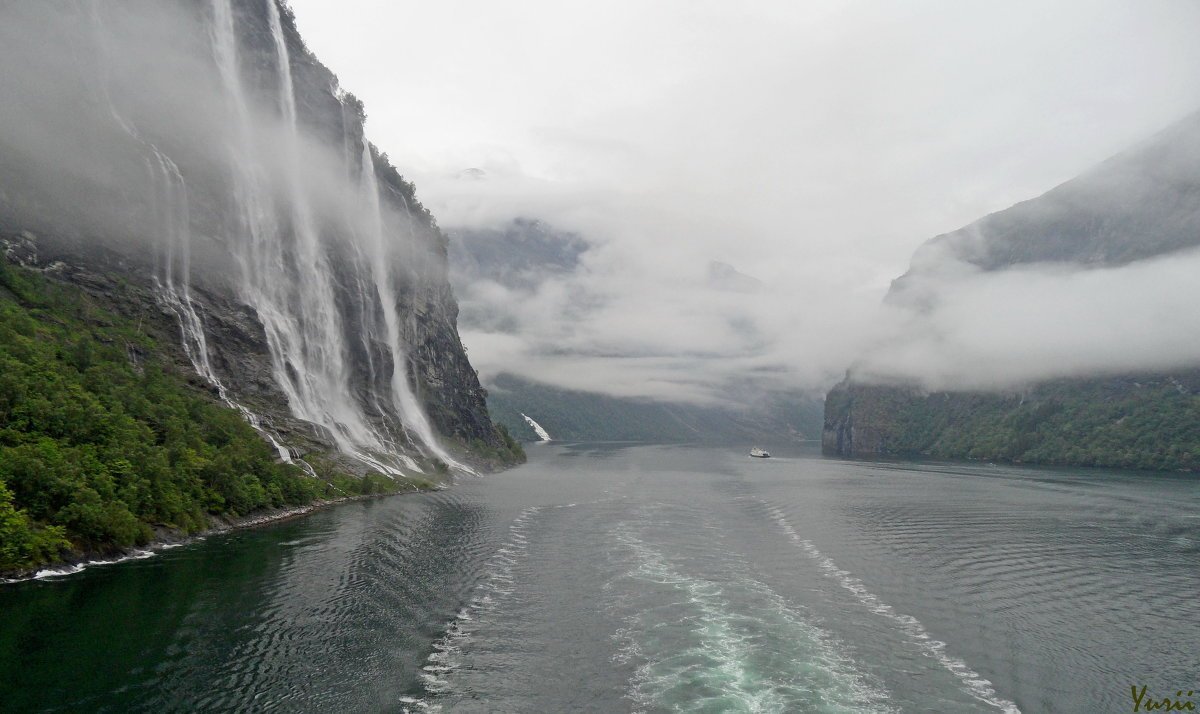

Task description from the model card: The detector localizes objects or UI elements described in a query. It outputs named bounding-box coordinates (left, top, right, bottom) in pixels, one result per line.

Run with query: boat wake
left=403, top=505, right=547, bottom=711
left=762, top=502, right=1021, bottom=714
left=609, top=522, right=893, bottom=713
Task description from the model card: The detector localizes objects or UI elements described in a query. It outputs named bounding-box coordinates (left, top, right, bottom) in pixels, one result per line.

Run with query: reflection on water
left=1, top=444, right=1196, bottom=713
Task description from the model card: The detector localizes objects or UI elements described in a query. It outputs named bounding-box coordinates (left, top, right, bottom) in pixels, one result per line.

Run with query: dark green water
left=1, top=444, right=1197, bottom=712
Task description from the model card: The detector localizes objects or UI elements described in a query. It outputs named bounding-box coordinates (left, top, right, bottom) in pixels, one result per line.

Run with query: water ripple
left=762, top=501, right=1021, bottom=714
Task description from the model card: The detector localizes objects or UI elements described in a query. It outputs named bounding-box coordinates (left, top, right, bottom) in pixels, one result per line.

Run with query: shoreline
left=1, top=481, right=444, bottom=585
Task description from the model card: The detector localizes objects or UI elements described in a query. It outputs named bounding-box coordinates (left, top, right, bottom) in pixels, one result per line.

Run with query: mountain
left=825, top=112, right=1200, bottom=470
left=705, top=261, right=764, bottom=294
left=0, top=1, right=520, bottom=572
left=896, top=112, right=1200, bottom=281
left=449, top=216, right=589, bottom=291
left=447, top=218, right=823, bottom=443
left=487, top=373, right=822, bottom=444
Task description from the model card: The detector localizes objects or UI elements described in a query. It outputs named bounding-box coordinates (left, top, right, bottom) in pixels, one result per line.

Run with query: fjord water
left=2, top=445, right=1197, bottom=712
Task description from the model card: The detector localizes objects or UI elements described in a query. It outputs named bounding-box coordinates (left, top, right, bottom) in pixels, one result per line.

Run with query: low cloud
left=450, top=212, right=883, bottom=405
left=857, top=248, right=1200, bottom=390
left=288, top=0, right=1200, bottom=404
left=451, top=196, right=1200, bottom=404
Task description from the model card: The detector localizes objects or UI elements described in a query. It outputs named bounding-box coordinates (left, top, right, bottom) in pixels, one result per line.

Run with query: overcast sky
left=290, top=0, right=1200, bottom=401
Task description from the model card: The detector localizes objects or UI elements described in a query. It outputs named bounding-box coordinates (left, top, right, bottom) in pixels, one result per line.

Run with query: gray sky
left=291, top=0, right=1200, bottom=401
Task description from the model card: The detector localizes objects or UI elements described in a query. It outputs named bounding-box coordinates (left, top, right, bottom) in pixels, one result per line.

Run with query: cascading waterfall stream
left=89, top=0, right=300, bottom=468
left=357, top=142, right=459, bottom=468
left=263, top=0, right=374, bottom=450
left=204, top=0, right=460, bottom=474
left=213, top=0, right=395, bottom=475
left=333, top=90, right=391, bottom=434
left=146, top=153, right=218, bottom=396
left=147, top=150, right=304, bottom=469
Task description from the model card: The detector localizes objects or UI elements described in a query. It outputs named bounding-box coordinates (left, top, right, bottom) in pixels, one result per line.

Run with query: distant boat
left=750, top=447, right=770, bottom=458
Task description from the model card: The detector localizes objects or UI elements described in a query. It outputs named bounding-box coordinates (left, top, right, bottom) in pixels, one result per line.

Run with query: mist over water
left=3, top=445, right=1196, bottom=712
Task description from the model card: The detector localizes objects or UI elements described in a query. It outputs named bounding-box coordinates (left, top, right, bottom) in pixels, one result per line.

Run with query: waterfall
left=521, top=413, right=553, bottom=442
left=88, top=0, right=300, bottom=467
left=261, top=0, right=371, bottom=450
left=201, top=0, right=458, bottom=474
left=146, top=150, right=212, bottom=383
left=144, top=144, right=301, bottom=467
left=358, top=141, right=457, bottom=466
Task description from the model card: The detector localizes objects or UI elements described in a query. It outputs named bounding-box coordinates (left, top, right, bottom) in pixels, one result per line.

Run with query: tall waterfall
left=357, top=142, right=450, bottom=462
left=89, top=0, right=299, bottom=465
left=146, top=150, right=212, bottom=384
left=147, top=149, right=303, bottom=467
left=200, top=0, right=452, bottom=474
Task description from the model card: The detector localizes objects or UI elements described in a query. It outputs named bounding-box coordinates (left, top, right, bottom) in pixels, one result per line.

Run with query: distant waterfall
left=521, top=413, right=553, bottom=442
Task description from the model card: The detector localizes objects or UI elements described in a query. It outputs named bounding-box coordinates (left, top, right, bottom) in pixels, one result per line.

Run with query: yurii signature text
left=1132, top=686, right=1196, bottom=712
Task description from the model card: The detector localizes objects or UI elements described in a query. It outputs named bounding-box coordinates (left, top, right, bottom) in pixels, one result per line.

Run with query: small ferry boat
left=750, top=447, right=770, bottom=458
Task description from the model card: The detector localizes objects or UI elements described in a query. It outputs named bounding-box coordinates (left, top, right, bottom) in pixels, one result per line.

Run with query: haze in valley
left=290, top=0, right=1200, bottom=402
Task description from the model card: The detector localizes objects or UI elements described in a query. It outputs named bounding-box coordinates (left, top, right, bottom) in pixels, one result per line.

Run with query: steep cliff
left=823, top=373, right=1200, bottom=470
left=0, top=0, right=520, bottom=478
left=826, top=112, right=1200, bottom=471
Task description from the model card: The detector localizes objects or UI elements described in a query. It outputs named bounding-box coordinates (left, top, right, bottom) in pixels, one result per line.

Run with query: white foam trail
left=412, top=505, right=540, bottom=706
left=403, top=503, right=582, bottom=711
left=520, top=413, right=552, bottom=442
left=611, top=525, right=892, bottom=713
left=763, top=503, right=1021, bottom=714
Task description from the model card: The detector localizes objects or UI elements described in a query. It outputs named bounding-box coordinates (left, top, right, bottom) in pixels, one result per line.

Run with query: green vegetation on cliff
left=450, top=423, right=525, bottom=468
left=831, top=113, right=1200, bottom=473
left=0, top=262, right=401, bottom=573
left=824, top=376, right=1200, bottom=472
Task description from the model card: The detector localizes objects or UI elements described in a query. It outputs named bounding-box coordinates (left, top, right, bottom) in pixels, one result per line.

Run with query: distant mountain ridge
left=487, top=373, right=822, bottom=444
left=448, top=217, right=588, bottom=290
left=890, top=111, right=1200, bottom=307
left=826, top=111, right=1200, bottom=471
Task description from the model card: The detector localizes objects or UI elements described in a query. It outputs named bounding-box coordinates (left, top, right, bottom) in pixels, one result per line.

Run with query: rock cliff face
left=823, top=372, right=1200, bottom=471
left=821, top=380, right=900, bottom=458
left=826, top=112, right=1200, bottom=471
left=0, top=1, right=516, bottom=473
